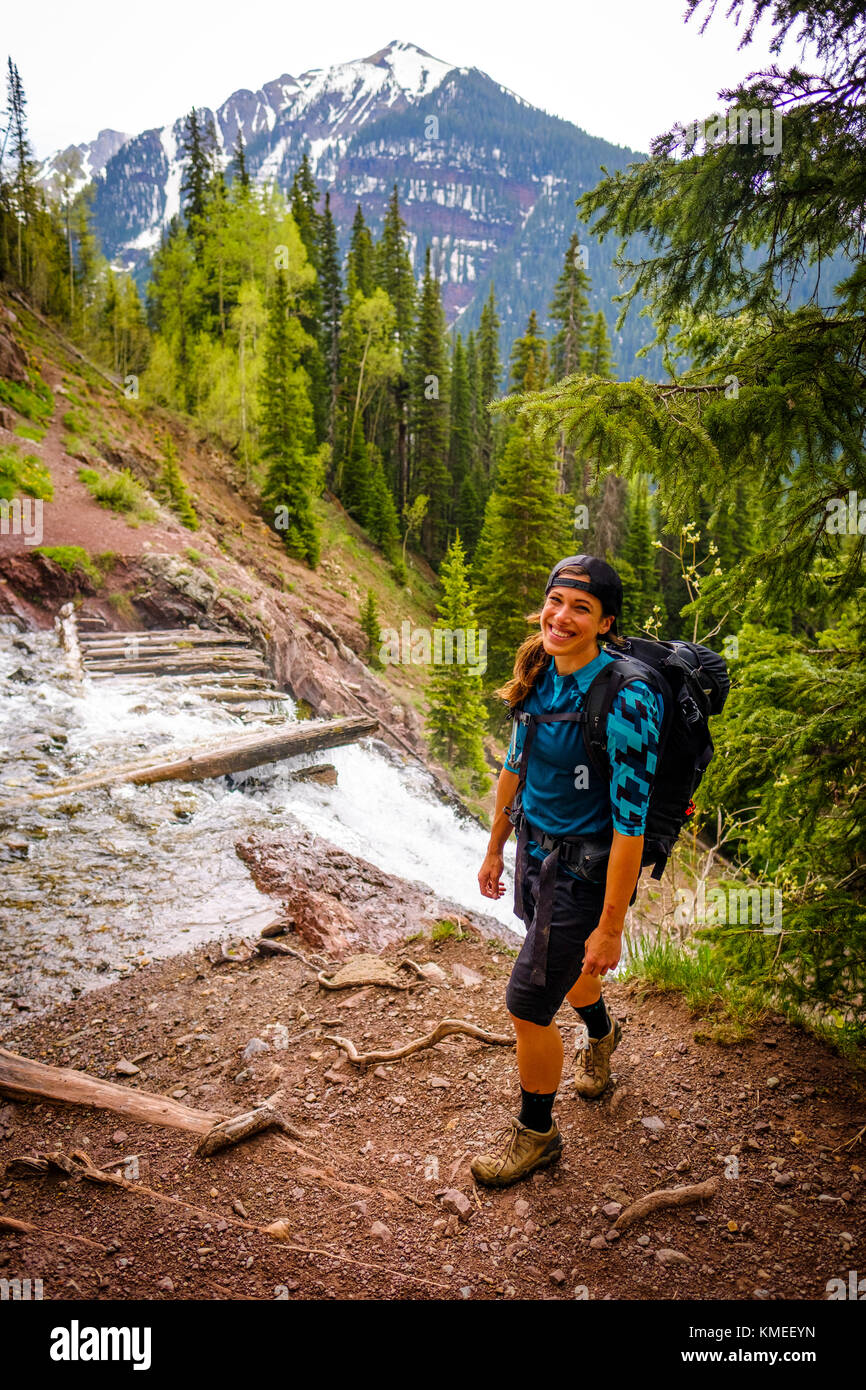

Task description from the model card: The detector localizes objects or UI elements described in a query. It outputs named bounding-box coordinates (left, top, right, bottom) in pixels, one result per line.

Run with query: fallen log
left=0, top=1046, right=313, bottom=1155
left=82, top=654, right=267, bottom=675
left=0, top=715, right=378, bottom=805
left=613, top=1176, right=721, bottom=1231
left=79, top=629, right=252, bottom=647
left=323, top=1018, right=514, bottom=1068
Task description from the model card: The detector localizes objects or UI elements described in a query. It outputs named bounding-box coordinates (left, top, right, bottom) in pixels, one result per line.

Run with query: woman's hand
left=478, top=850, right=506, bottom=899
left=581, top=923, right=623, bottom=978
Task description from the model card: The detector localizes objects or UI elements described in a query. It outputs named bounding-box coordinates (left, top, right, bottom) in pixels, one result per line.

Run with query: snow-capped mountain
left=39, top=40, right=656, bottom=369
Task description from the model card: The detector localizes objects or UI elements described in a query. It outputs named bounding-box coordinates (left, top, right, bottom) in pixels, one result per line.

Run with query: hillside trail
left=1, top=922, right=863, bottom=1302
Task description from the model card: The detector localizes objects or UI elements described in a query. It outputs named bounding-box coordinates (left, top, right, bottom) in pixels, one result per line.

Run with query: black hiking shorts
left=505, top=852, right=607, bottom=1027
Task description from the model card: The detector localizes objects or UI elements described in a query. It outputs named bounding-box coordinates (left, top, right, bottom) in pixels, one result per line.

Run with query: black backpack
left=581, top=636, right=730, bottom=879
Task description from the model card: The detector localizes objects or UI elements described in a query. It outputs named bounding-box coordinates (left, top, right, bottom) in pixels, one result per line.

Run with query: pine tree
left=359, top=589, right=384, bottom=669
left=5, top=59, right=37, bottom=285
left=365, top=447, right=401, bottom=561
left=582, top=310, right=616, bottom=377
left=425, top=531, right=490, bottom=793
left=375, top=184, right=415, bottom=347
left=231, top=131, right=250, bottom=190
left=447, top=334, right=472, bottom=527
left=509, top=310, right=549, bottom=393
left=474, top=422, right=573, bottom=689
left=549, top=233, right=592, bottom=380
left=158, top=433, right=199, bottom=529
left=619, top=473, right=662, bottom=632
left=179, top=108, right=218, bottom=251
left=259, top=270, right=320, bottom=567
left=410, top=247, right=451, bottom=559
left=318, top=191, right=343, bottom=456
left=477, top=287, right=502, bottom=484
left=346, top=205, right=375, bottom=298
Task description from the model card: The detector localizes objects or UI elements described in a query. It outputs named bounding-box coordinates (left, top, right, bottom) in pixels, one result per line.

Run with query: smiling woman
left=471, top=553, right=664, bottom=1188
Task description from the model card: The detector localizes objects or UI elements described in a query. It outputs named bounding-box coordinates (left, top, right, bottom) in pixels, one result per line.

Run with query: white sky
left=6, top=0, right=812, bottom=159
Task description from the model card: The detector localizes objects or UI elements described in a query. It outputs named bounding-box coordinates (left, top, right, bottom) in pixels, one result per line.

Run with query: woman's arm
left=478, top=766, right=520, bottom=899
left=582, top=829, right=642, bottom=976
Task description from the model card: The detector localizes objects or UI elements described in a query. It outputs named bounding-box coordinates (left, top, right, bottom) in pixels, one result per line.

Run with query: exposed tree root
left=0, top=1213, right=107, bottom=1251
left=613, top=1176, right=721, bottom=1231
left=323, top=1018, right=514, bottom=1067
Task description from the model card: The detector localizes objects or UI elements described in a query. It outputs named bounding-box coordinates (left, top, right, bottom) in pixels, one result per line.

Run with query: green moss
left=0, top=444, right=53, bottom=501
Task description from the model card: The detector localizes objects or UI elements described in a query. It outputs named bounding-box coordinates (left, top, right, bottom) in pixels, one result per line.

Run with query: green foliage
left=13, top=421, right=45, bottom=441
left=359, top=589, right=384, bottom=670
left=157, top=433, right=199, bottom=529
left=424, top=532, right=490, bottom=794
left=34, top=545, right=114, bottom=585
left=78, top=465, right=156, bottom=520
left=0, top=444, right=53, bottom=500
left=431, top=918, right=469, bottom=945
left=0, top=374, right=53, bottom=422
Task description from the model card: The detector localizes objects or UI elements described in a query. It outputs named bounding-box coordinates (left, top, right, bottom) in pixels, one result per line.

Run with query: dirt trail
left=1, top=925, right=863, bottom=1302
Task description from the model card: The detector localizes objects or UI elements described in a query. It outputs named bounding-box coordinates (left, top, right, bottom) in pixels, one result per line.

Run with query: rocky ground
left=1, top=832, right=864, bottom=1303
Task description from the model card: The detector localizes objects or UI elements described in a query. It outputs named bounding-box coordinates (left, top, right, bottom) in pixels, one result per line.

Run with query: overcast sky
left=6, top=0, right=811, bottom=159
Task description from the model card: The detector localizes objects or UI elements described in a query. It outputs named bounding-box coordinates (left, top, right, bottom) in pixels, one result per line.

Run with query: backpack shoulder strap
left=582, top=657, right=670, bottom=782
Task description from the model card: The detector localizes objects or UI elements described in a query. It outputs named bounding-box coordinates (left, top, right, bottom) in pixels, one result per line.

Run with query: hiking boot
left=573, top=1016, right=622, bottom=1099
left=470, top=1116, right=562, bottom=1188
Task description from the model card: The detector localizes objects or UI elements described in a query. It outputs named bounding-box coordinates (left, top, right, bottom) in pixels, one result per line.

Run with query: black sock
left=518, top=1086, right=556, bottom=1132
left=573, top=995, right=611, bottom=1040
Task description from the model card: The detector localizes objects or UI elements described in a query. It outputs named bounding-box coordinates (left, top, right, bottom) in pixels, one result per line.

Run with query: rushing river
left=0, top=625, right=518, bottom=1028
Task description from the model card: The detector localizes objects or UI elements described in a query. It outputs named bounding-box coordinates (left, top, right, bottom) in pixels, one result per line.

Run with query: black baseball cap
left=544, top=554, right=623, bottom=636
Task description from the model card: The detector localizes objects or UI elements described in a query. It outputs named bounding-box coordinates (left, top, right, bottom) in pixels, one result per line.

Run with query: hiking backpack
left=581, top=635, right=730, bottom=879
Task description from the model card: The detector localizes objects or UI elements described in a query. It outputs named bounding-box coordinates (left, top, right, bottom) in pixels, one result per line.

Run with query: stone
left=513, top=1199, right=530, bottom=1218
left=550, top=1269, right=567, bottom=1285
left=589, top=1235, right=608, bottom=1250
left=655, top=1248, right=691, bottom=1266
left=440, top=1189, right=473, bottom=1223
left=641, top=1116, right=665, bottom=1132
left=766, top=1076, right=780, bottom=1088
left=158, top=1277, right=174, bottom=1292
left=369, top=1221, right=392, bottom=1244
left=451, top=963, right=484, bottom=988
left=114, top=1060, right=140, bottom=1077
left=111, top=1130, right=128, bottom=1145
left=242, top=1037, right=270, bottom=1060
left=418, top=961, right=447, bottom=983
left=773, top=1172, right=795, bottom=1188
left=602, top=1201, right=622, bottom=1218
left=428, top=1076, right=450, bottom=1089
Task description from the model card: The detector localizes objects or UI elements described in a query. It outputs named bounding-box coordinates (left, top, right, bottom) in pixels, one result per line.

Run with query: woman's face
left=539, top=570, right=613, bottom=657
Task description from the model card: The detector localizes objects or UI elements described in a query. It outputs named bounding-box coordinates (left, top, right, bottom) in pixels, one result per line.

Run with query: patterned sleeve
left=606, top=681, right=664, bottom=835
left=503, top=713, right=526, bottom=774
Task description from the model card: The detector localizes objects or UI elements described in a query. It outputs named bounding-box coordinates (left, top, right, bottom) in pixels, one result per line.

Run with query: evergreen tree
left=359, top=589, right=384, bottom=669
left=619, top=473, right=663, bottom=632
left=5, top=58, right=37, bottom=285
left=375, top=184, right=415, bottom=346
left=549, top=233, right=592, bottom=380
left=508, top=309, right=549, bottom=393
left=231, top=131, right=250, bottom=190
left=365, top=447, right=402, bottom=561
left=179, top=108, right=218, bottom=250
left=425, top=531, right=490, bottom=793
left=477, top=287, right=502, bottom=483
left=259, top=270, right=320, bottom=567
left=474, top=421, right=573, bottom=689
left=346, top=205, right=375, bottom=298
left=409, top=247, right=451, bottom=559
left=158, top=433, right=199, bottom=529
left=582, top=309, right=616, bottom=377
left=447, top=333, right=472, bottom=528
left=318, top=191, right=343, bottom=455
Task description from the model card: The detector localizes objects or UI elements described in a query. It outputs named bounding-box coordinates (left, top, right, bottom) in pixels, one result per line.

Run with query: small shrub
left=78, top=466, right=156, bottom=521
left=185, top=548, right=202, bottom=564
left=34, top=546, right=102, bottom=584
left=0, top=444, right=53, bottom=501
left=14, top=422, right=45, bottom=442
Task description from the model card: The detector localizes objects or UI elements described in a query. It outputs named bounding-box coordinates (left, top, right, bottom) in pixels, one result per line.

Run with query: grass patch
left=0, top=444, right=53, bottom=501
left=14, top=422, right=45, bottom=442
left=622, top=933, right=769, bottom=1044
left=185, top=548, right=203, bottom=564
left=431, top=919, right=470, bottom=946
left=106, top=591, right=136, bottom=621
left=78, top=466, right=156, bottom=522
left=34, top=546, right=115, bottom=586
left=222, top=585, right=252, bottom=604
left=0, top=375, right=54, bottom=423
left=62, top=408, right=88, bottom=435
left=486, top=937, right=519, bottom=959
